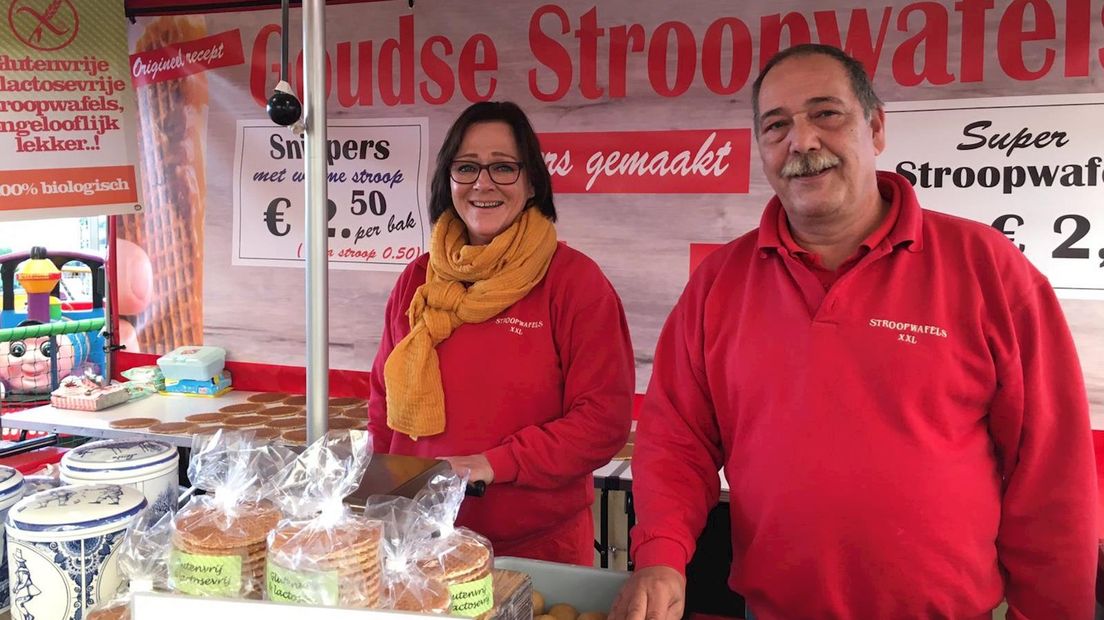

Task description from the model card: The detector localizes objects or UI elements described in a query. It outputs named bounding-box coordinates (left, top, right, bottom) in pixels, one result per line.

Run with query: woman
left=368, top=101, right=634, bottom=565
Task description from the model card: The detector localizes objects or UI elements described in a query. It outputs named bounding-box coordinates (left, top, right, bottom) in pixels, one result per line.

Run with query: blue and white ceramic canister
left=22, top=477, right=61, bottom=495
left=6, top=483, right=146, bottom=620
left=0, top=466, right=25, bottom=614
left=60, top=439, right=179, bottom=519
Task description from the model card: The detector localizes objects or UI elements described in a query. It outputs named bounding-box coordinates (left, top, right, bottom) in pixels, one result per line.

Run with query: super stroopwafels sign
left=0, top=0, right=140, bottom=220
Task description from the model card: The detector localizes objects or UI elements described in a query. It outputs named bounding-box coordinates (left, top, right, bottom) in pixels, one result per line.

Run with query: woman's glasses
left=449, top=160, right=525, bottom=185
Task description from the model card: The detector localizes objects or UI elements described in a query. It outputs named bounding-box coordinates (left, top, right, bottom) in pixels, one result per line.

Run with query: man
left=610, top=44, right=1097, bottom=620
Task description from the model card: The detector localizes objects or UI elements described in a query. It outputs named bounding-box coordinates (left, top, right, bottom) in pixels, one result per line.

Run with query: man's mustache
left=781, top=151, right=841, bottom=178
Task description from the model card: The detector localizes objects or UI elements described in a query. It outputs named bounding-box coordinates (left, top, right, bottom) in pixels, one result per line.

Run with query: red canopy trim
left=125, top=0, right=388, bottom=17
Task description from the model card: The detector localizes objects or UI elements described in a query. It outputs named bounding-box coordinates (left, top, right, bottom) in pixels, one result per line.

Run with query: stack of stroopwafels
left=267, top=518, right=384, bottom=607
left=419, top=537, right=492, bottom=585
left=171, top=500, right=282, bottom=598
left=419, top=537, right=494, bottom=618
left=386, top=576, right=452, bottom=614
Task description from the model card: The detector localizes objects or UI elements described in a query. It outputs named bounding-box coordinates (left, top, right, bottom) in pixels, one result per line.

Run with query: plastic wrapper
left=121, top=382, right=158, bottom=402
left=120, top=365, right=164, bottom=401
left=364, top=495, right=452, bottom=615
left=84, top=508, right=174, bottom=620
left=168, top=430, right=294, bottom=599
left=121, top=365, right=165, bottom=389
left=415, top=472, right=495, bottom=618
left=265, top=429, right=383, bottom=608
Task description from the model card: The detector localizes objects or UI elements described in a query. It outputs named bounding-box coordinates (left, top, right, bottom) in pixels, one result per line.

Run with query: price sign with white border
left=232, top=117, right=429, bottom=272
left=879, top=94, right=1104, bottom=301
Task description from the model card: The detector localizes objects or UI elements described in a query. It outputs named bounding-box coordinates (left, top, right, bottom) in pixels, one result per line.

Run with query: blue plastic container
left=156, top=346, right=226, bottom=382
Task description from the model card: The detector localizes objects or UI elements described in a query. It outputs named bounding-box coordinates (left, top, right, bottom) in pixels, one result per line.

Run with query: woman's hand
left=442, top=454, right=495, bottom=484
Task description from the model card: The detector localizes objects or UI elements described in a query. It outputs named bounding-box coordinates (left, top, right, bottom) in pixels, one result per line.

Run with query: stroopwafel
left=193, top=425, right=226, bottom=436
left=247, top=392, right=290, bottom=404
left=223, top=414, right=268, bottom=428
left=257, top=405, right=302, bottom=419
left=267, top=417, right=305, bottom=431
left=218, top=403, right=265, bottom=415
left=149, top=422, right=198, bottom=435
left=328, top=397, right=367, bottom=408
left=341, top=405, right=368, bottom=419
left=109, top=417, right=161, bottom=429
left=185, top=412, right=230, bottom=424
left=249, top=427, right=281, bottom=442
left=280, top=429, right=307, bottom=445
left=326, top=417, right=365, bottom=431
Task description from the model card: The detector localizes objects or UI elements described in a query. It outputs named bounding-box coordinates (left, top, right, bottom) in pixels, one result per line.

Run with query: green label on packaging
left=170, top=550, right=242, bottom=597
left=266, top=560, right=340, bottom=605
left=449, top=574, right=494, bottom=617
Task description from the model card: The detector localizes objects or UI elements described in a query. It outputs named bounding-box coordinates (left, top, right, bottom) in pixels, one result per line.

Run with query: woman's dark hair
left=428, top=101, right=556, bottom=224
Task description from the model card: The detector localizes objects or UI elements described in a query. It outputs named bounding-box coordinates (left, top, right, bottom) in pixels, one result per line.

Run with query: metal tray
left=494, top=556, right=629, bottom=613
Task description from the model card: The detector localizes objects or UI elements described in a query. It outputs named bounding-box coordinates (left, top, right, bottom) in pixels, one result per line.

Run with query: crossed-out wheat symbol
left=16, top=0, right=69, bottom=44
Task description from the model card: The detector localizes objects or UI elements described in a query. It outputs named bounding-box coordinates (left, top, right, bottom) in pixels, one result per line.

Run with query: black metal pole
left=281, top=0, right=289, bottom=82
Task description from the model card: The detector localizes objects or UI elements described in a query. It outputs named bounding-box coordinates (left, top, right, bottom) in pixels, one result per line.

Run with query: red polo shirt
left=631, top=172, right=1097, bottom=619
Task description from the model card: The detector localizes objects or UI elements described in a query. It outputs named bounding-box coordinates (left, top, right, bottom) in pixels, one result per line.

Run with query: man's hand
left=441, top=454, right=495, bottom=484
left=609, top=566, right=686, bottom=620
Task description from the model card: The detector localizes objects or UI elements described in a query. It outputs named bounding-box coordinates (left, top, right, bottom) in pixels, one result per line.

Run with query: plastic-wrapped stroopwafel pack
left=169, top=430, right=294, bottom=599
left=267, top=430, right=383, bottom=608
left=364, top=495, right=451, bottom=615
left=415, top=472, right=494, bottom=619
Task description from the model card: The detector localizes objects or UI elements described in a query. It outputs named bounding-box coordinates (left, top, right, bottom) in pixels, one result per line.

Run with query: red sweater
left=369, top=243, right=634, bottom=563
left=631, top=172, right=1097, bottom=620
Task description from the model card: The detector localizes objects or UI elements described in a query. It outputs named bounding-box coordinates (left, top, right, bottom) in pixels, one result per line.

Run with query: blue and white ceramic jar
left=0, top=466, right=25, bottom=614
left=60, top=439, right=179, bottom=519
left=6, top=484, right=147, bottom=620
left=22, top=477, right=61, bottom=495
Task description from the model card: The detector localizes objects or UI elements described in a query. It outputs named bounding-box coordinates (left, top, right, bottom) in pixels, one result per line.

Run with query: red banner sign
left=539, top=129, right=751, bottom=194
left=130, top=28, right=245, bottom=87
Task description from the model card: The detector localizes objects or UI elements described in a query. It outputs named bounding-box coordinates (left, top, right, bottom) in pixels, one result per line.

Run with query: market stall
left=2, top=0, right=1103, bottom=618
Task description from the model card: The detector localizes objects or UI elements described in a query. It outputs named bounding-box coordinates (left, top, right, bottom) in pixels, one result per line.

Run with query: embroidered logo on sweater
left=494, top=316, right=545, bottom=336
left=868, top=318, right=949, bottom=345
